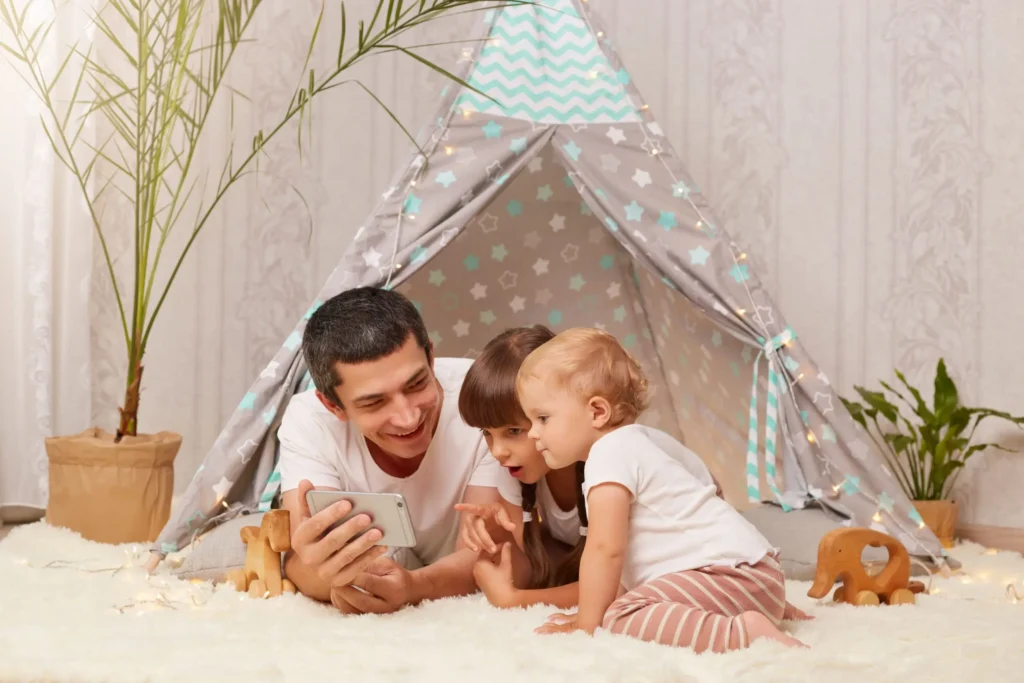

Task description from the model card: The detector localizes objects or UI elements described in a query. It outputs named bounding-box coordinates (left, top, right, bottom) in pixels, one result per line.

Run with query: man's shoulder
left=433, top=356, right=474, bottom=394
left=280, top=389, right=343, bottom=434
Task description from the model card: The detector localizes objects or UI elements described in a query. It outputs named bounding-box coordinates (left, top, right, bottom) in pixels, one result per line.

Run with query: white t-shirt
left=582, top=424, right=775, bottom=591
left=497, top=470, right=581, bottom=547
left=277, top=358, right=502, bottom=566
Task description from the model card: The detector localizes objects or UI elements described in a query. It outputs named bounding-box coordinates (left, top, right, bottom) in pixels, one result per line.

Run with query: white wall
left=88, top=0, right=1024, bottom=528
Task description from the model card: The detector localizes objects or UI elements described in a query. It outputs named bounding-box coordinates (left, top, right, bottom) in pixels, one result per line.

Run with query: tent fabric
left=151, top=0, right=947, bottom=566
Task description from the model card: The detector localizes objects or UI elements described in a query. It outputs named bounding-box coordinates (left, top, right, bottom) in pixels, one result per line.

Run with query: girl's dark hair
left=458, top=324, right=587, bottom=590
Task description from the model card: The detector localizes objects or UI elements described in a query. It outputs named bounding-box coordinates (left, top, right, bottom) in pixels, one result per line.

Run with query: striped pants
left=601, top=554, right=804, bottom=653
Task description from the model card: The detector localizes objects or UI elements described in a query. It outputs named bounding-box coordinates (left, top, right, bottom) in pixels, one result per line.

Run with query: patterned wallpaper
left=88, top=0, right=1024, bottom=528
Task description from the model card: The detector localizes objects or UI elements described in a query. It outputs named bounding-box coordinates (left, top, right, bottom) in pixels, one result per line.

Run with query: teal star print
left=878, top=492, right=895, bottom=513
left=657, top=211, right=677, bottom=230
left=404, top=194, right=422, bottom=214
left=784, top=355, right=800, bottom=372
left=480, top=310, right=496, bottom=325
left=615, top=68, right=630, bottom=84
left=623, top=334, right=636, bottom=347
left=672, top=181, right=691, bottom=198
left=729, top=264, right=750, bottom=283
left=491, top=244, right=508, bottom=261
left=536, top=184, right=553, bottom=201
left=435, top=170, right=456, bottom=188
left=238, top=392, right=256, bottom=410
left=548, top=310, right=563, bottom=326
left=689, top=246, right=710, bottom=265
left=599, top=255, right=614, bottom=270
left=605, top=217, right=619, bottom=232
left=624, top=200, right=644, bottom=221
left=507, top=200, right=522, bottom=216
left=569, top=274, right=586, bottom=291
left=821, top=425, right=836, bottom=442
left=463, top=254, right=479, bottom=271
left=840, top=475, right=861, bottom=495
left=711, top=331, right=722, bottom=347
left=613, top=306, right=626, bottom=322
left=509, top=137, right=527, bottom=154
left=482, top=120, right=502, bottom=138
left=410, top=246, right=428, bottom=264
left=284, top=330, right=301, bottom=350
left=428, top=269, right=446, bottom=286
left=909, top=507, right=923, bottom=525
left=563, top=140, right=582, bottom=161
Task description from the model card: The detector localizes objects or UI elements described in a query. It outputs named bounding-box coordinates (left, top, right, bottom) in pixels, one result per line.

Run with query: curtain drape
left=0, top=2, right=95, bottom=521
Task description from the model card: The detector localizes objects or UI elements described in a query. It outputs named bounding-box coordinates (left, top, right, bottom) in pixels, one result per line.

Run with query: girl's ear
left=587, top=396, right=612, bottom=429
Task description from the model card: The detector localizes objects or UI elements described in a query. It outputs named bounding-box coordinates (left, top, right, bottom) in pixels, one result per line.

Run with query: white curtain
left=0, top=2, right=95, bottom=521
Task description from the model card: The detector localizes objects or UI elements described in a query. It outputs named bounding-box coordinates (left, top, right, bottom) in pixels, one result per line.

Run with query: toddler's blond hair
left=516, top=327, right=649, bottom=426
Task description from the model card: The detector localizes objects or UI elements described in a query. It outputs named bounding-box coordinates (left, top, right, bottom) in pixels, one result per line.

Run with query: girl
left=454, top=325, right=586, bottom=610
left=515, top=327, right=809, bottom=653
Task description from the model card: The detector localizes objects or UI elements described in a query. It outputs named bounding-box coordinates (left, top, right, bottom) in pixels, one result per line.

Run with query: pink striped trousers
left=601, top=554, right=804, bottom=653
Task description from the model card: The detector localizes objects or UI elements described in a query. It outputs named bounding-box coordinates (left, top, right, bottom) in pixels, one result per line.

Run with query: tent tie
left=746, top=327, right=796, bottom=511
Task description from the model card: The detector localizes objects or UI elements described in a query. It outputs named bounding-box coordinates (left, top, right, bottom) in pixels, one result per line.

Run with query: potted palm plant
left=841, top=358, right=1024, bottom=548
left=1, top=0, right=502, bottom=544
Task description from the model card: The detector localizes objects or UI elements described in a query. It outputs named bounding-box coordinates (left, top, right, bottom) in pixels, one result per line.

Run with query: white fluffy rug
left=2, top=523, right=1024, bottom=683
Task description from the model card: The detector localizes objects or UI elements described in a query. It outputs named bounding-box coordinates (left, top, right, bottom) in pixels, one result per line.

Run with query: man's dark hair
left=302, top=287, right=431, bottom=406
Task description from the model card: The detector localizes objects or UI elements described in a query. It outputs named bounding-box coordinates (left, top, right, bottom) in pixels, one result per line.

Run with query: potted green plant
left=840, top=358, right=1024, bottom=548
left=1, top=0, right=501, bottom=544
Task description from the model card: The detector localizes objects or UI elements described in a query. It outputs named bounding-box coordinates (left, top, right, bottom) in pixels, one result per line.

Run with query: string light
left=444, top=146, right=454, bottom=156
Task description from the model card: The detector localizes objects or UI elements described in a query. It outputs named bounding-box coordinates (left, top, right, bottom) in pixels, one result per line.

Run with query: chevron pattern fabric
left=455, top=0, right=640, bottom=124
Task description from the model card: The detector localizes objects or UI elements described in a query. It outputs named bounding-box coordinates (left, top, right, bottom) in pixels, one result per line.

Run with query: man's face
left=320, top=333, right=440, bottom=459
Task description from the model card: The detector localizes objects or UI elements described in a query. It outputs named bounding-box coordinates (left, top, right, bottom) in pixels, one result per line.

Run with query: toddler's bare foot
left=740, top=611, right=809, bottom=649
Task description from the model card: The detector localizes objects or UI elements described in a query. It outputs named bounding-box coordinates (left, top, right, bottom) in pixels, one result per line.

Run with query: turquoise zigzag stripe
left=483, top=31, right=600, bottom=58
left=465, top=78, right=627, bottom=106
left=500, top=4, right=580, bottom=21
left=471, top=55, right=610, bottom=78
left=456, top=93, right=636, bottom=122
left=493, top=19, right=590, bottom=40
left=469, top=65, right=615, bottom=90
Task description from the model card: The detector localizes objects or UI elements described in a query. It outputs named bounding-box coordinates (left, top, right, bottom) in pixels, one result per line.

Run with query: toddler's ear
left=587, top=396, right=613, bottom=428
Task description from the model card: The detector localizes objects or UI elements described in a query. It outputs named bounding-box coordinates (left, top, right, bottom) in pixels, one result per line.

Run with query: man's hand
left=332, top=556, right=415, bottom=614
left=289, top=480, right=389, bottom=589
left=472, top=542, right=518, bottom=608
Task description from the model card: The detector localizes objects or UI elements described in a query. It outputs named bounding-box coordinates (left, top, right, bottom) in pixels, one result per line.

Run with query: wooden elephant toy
left=226, top=509, right=298, bottom=598
left=807, top=527, right=926, bottom=606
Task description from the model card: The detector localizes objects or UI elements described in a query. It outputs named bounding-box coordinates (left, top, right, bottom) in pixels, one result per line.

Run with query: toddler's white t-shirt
left=583, top=424, right=775, bottom=591
left=497, top=470, right=581, bottom=547
left=277, top=357, right=503, bottom=566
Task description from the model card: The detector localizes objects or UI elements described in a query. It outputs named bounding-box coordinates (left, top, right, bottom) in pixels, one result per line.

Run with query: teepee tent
left=152, top=0, right=948, bottom=566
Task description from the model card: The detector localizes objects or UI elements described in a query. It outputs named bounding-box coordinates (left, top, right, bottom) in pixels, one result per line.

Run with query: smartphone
left=305, top=490, right=417, bottom=548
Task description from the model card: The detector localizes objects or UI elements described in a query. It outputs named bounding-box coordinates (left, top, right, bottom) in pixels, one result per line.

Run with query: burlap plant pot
left=45, top=428, right=179, bottom=544
left=913, top=500, right=959, bottom=549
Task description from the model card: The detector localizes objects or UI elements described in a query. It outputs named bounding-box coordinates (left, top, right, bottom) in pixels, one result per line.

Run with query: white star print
left=260, top=361, right=279, bottom=380
left=817, top=371, right=831, bottom=385
left=607, top=282, right=621, bottom=299
left=549, top=214, right=566, bottom=232
left=485, top=161, right=502, bottom=181
left=457, top=147, right=477, bottom=165
left=533, top=258, right=549, bottom=275
left=632, top=169, right=652, bottom=188
left=588, top=227, right=604, bottom=244
left=477, top=213, right=499, bottom=233
left=755, top=306, right=775, bottom=327
left=594, top=322, right=607, bottom=331
left=362, top=248, right=382, bottom=268
left=527, top=156, right=544, bottom=173
left=632, top=229, right=647, bottom=243
left=212, top=477, right=232, bottom=502
left=535, top=289, right=553, bottom=305
left=453, top=320, right=470, bottom=337
left=237, top=439, right=259, bottom=465
left=499, top=271, right=518, bottom=289
left=524, top=231, right=541, bottom=249
left=607, top=127, right=626, bottom=144
left=560, top=243, right=579, bottom=263
left=440, top=227, right=460, bottom=246
left=646, top=122, right=664, bottom=137
left=470, top=283, right=487, bottom=300
left=509, top=296, right=526, bottom=313
left=600, top=153, right=621, bottom=172
left=813, top=392, right=835, bottom=415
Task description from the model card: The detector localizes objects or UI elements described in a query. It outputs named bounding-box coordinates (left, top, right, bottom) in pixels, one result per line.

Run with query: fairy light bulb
left=807, top=432, right=816, bottom=443
left=872, top=511, right=882, bottom=523
left=445, top=146, right=454, bottom=156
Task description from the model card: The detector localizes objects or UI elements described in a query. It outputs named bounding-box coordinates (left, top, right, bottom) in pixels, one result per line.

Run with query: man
left=278, top=287, right=506, bottom=614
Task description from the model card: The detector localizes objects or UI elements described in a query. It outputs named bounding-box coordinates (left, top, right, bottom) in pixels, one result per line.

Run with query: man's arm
left=407, top=484, right=505, bottom=602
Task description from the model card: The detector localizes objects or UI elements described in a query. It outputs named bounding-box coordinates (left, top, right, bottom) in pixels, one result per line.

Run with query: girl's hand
left=454, top=502, right=517, bottom=554
left=472, top=542, right=518, bottom=608
left=535, top=611, right=582, bottom=635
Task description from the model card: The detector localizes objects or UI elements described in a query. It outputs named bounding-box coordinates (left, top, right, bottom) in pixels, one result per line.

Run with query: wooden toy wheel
left=854, top=590, right=880, bottom=606
left=226, top=569, right=247, bottom=592
left=248, top=578, right=267, bottom=599
left=888, top=588, right=915, bottom=605
left=832, top=586, right=846, bottom=603
left=282, top=579, right=297, bottom=594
